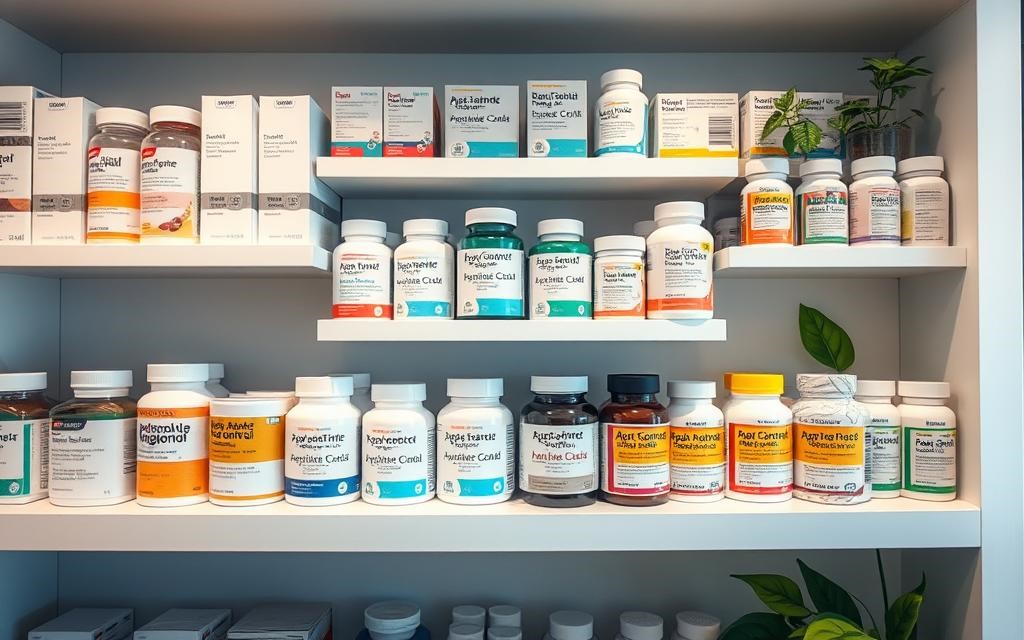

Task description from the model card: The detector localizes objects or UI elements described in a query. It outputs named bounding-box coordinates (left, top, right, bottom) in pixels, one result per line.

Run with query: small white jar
left=450, top=626, right=485, bottom=640
left=713, top=217, right=739, bottom=251
left=394, top=218, right=454, bottom=320
left=332, top=372, right=372, bottom=414
left=796, top=158, right=849, bottom=246
left=646, top=201, right=714, bottom=320
left=452, top=605, right=486, bottom=625
left=437, top=378, right=514, bottom=505
left=332, top=218, right=393, bottom=320
left=855, top=380, right=901, bottom=498
left=361, top=383, right=435, bottom=505
left=206, top=363, right=229, bottom=397
left=667, top=380, right=726, bottom=503
left=633, top=220, right=656, bottom=238
left=898, top=381, right=957, bottom=501
left=849, top=155, right=901, bottom=246
left=616, top=612, right=662, bottom=640
left=488, top=606, right=521, bottom=629
left=724, top=373, right=793, bottom=503
left=595, top=69, right=648, bottom=158
left=208, top=396, right=291, bottom=506
left=365, top=601, right=421, bottom=640
left=544, top=611, right=595, bottom=640
left=740, top=158, right=794, bottom=245
left=897, top=156, right=950, bottom=246
left=489, top=629, right=523, bottom=640
left=593, top=235, right=646, bottom=319
left=672, top=612, right=720, bottom=640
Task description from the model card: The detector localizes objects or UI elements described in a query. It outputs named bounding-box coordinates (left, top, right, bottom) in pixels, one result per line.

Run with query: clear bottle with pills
left=899, top=381, right=957, bottom=501
left=593, top=235, right=646, bottom=319
left=595, top=69, right=649, bottom=157
left=724, top=373, right=793, bottom=502
left=897, top=156, right=950, bottom=246
left=856, top=379, right=900, bottom=498
left=796, top=158, right=849, bottom=246
left=615, top=612, right=662, bottom=640
left=599, top=374, right=670, bottom=506
left=646, top=201, right=714, bottom=319
left=529, top=218, right=592, bottom=319
left=544, top=612, right=596, bottom=640
left=667, top=381, right=726, bottom=503
left=740, top=158, right=794, bottom=245
left=395, top=218, right=454, bottom=320
left=333, top=219, right=393, bottom=320
left=140, top=106, right=201, bottom=244
left=672, top=612, right=720, bottom=640
left=849, top=156, right=901, bottom=246
left=361, top=383, right=435, bottom=505
left=457, top=207, right=525, bottom=319
left=0, top=372, right=52, bottom=504
left=86, top=107, right=149, bottom=244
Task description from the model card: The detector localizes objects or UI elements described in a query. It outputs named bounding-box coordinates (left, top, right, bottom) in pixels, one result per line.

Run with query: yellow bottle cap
left=731, top=373, right=784, bottom=395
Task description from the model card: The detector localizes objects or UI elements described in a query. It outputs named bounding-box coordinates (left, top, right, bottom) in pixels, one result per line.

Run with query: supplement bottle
left=593, top=235, right=646, bottom=319
left=646, top=201, right=714, bottom=320
left=362, top=383, right=435, bottom=505
left=796, top=159, right=849, bottom=246
left=667, top=381, right=725, bottom=503
left=856, top=379, right=901, bottom=498
left=713, top=217, right=739, bottom=251
left=452, top=606, right=486, bottom=626
left=136, top=363, right=212, bottom=507
left=49, top=370, right=136, bottom=506
left=0, top=372, right=52, bottom=504
left=791, top=373, right=871, bottom=505
left=899, top=381, right=956, bottom=501
left=599, top=374, right=670, bottom=506
left=285, top=376, right=361, bottom=506
left=519, top=375, right=599, bottom=508
left=489, top=629, right=522, bottom=640
left=488, top=606, right=521, bottom=629
left=206, top=363, right=229, bottom=398
left=672, top=612, right=720, bottom=640
left=595, top=69, right=649, bottom=157
left=897, top=156, right=950, bottom=245
left=140, top=106, right=201, bottom=244
left=333, top=218, right=393, bottom=319
left=725, top=373, right=793, bottom=503
left=457, top=207, right=525, bottom=319
left=849, top=156, right=900, bottom=245
left=394, top=218, right=454, bottom=320
left=86, top=107, right=149, bottom=244
left=450, top=626, right=484, bottom=640
left=544, top=612, right=595, bottom=640
left=359, top=601, right=430, bottom=640
left=529, top=218, right=592, bottom=319
left=740, top=158, right=794, bottom=245
left=333, top=372, right=372, bottom=414
left=633, top=220, right=656, bottom=238
left=437, top=378, right=514, bottom=505
left=209, top=396, right=289, bottom=506
left=615, top=612, right=662, bottom=640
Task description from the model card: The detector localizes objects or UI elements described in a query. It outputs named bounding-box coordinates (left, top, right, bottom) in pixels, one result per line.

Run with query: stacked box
left=383, top=87, right=438, bottom=157
left=201, top=95, right=259, bottom=244
left=0, top=85, right=54, bottom=244
left=135, top=609, right=232, bottom=640
left=650, top=93, right=738, bottom=158
left=527, top=80, right=587, bottom=157
left=30, top=608, right=133, bottom=640
left=740, top=90, right=843, bottom=159
left=444, top=85, right=519, bottom=157
left=331, top=86, right=383, bottom=157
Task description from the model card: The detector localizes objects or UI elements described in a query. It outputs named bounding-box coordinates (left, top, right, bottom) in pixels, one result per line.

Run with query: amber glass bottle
left=599, top=374, right=670, bottom=506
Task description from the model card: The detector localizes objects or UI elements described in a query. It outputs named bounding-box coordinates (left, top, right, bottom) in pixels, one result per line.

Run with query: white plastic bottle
left=437, top=378, right=514, bottom=505
left=615, top=612, right=662, bottom=640
left=332, top=219, right=393, bottom=320
left=849, top=156, right=900, bottom=246
left=489, top=629, right=523, bottom=640
left=796, top=158, right=849, bottom=246
left=593, top=235, right=646, bottom=319
left=285, top=376, right=362, bottom=506
left=646, top=201, right=714, bottom=319
left=394, top=219, right=454, bottom=320
left=544, top=612, right=595, bottom=640
left=899, top=381, right=957, bottom=501
left=595, top=69, right=648, bottom=157
left=672, top=612, right=720, bottom=640
left=725, top=373, right=793, bottom=503
left=452, top=606, right=486, bottom=626
left=488, top=606, right=521, bottom=629
left=529, top=218, right=592, bottom=319
left=897, top=156, right=950, bottom=246
left=206, top=363, right=229, bottom=398
left=667, top=381, right=726, bottom=503
left=361, top=383, right=435, bottom=505
left=740, top=158, right=794, bottom=245
left=856, top=379, right=901, bottom=499
left=332, top=372, right=372, bottom=414
left=136, top=363, right=213, bottom=507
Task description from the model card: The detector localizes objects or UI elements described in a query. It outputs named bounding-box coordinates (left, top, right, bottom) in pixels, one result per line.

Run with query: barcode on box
left=708, top=115, right=734, bottom=147
left=0, top=101, right=27, bottom=133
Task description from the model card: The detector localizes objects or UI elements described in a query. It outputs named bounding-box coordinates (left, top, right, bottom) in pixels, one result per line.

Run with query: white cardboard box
left=29, top=608, right=134, bottom=640
left=444, top=85, right=519, bottom=158
left=331, top=86, right=383, bottom=157
left=201, top=95, right=259, bottom=244
left=0, top=85, right=54, bottom=244
left=227, top=604, right=331, bottom=640
left=650, top=93, right=738, bottom=158
left=740, top=90, right=843, bottom=159
left=526, top=80, right=587, bottom=157
left=135, top=608, right=231, bottom=640
left=383, top=87, right=438, bottom=157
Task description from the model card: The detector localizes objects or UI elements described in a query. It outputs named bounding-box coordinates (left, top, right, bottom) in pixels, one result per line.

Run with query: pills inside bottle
left=86, top=107, right=149, bottom=244
left=140, top=105, right=201, bottom=244
left=599, top=374, right=670, bottom=506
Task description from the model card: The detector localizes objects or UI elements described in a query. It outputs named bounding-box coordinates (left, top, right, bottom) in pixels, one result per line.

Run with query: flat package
left=740, top=90, right=843, bottom=159
left=134, top=608, right=231, bottom=640
left=444, top=85, right=519, bottom=158
left=526, top=80, right=587, bottom=157
left=0, top=85, right=54, bottom=244
left=227, top=603, right=331, bottom=640
left=201, top=95, right=259, bottom=244
left=29, top=608, right=134, bottom=640
left=383, top=87, right=438, bottom=157
left=330, top=86, right=383, bottom=157
left=650, top=93, right=738, bottom=158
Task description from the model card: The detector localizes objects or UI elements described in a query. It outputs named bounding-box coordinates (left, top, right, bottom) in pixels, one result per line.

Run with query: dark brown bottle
left=599, top=374, right=670, bottom=507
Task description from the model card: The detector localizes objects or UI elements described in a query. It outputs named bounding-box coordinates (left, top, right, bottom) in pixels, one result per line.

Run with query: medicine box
left=29, top=608, right=134, bottom=640
left=444, top=85, right=519, bottom=158
left=740, top=90, right=843, bottom=159
left=526, top=80, right=587, bottom=157
left=135, top=608, right=232, bottom=640
left=650, top=93, right=738, bottom=158
left=383, top=87, right=438, bottom=157
left=227, top=603, right=332, bottom=640
left=0, top=85, right=54, bottom=244
left=330, top=86, right=383, bottom=157
left=31, top=96, right=100, bottom=244
left=201, top=95, right=259, bottom=244
left=258, top=95, right=341, bottom=249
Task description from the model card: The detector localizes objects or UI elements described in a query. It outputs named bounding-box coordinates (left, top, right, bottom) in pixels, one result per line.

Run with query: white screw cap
left=799, top=158, right=843, bottom=178
left=530, top=376, right=588, bottom=394
left=538, top=218, right=584, bottom=238
left=856, top=379, right=896, bottom=397
left=0, top=372, right=46, bottom=392
left=851, top=155, right=897, bottom=176
left=898, top=380, right=950, bottom=398
left=147, top=363, right=209, bottom=383
left=897, top=155, right=944, bottom=176
left=449, top=624, right=485, bottom=640
left=620, top=611, right=663, bottom=640
left=96, top=107, right=148, bottom=129
left=371, top=383, right=427, bottom=403
left=466, top=207, right=517, bottom=227
left=341, top=219, right=387, bottom=240
left=600, top=69, right=643, bottom=90
left=549, top=611, right=593, bottom=640
left=70, top=370, right=133, bottom=390
left=667, top=380, right=716, bottom=399
left=149, top=105, right=200, bottom=127
left=447, top=378, right=503, bottom=398
left=745, top=158, right=789, bottom=178
left=654, top=201, right=704, bottom=223
left=403, top=218, right=448, bottom=237
left=595, top=235, right=646, bottom=253
left=488, top=605, right=521, bottom=628
left=675, top=611, right=721, bottom=640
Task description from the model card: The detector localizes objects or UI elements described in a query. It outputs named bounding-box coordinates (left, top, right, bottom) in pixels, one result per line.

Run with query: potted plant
left=759, top=88, right=826, bottom=159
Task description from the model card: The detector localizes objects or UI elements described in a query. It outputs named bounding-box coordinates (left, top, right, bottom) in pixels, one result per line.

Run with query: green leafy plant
left=760, top=88, right=823, bottom=158
left=721, top=552, right=926, bottom=640
left=798, top=303, right=855, bottom=373
left=828, top=56, right=932, bottom=135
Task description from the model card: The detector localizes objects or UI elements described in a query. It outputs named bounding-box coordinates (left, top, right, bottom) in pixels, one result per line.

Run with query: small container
left=672, top=612, right=720, bottom=640
left=897, top=156, right=950, bottom=246
left=452, top=606, right=486, bottom=626
left=333, top=218, right=393, bottom=319
left=395, top=218, right=454, bottom=320
left=205, top=363, right=230, bottom=398
left=856, top=380, right=901, bottom=498
left=593, top=235, right=646, bottom=319
left=209, top=396, right=290, bottom=506
left=140, top=105, right=201, bottom=244
left=595, top=69, right=649, bottom=157
left=362, top=383, right=435, bottom=505
left=646, top=201, right=714, bottom=320
left=529, top=218, right=592, bottom=319
left=599, top=374, right=670, bottom=506
left=899, top=381, right=957, bottom=501
left=796, top=158, right=849, bottom=246
left=86, top=107, right=149, bottom=244
left=740, top=158, right=794, bottom=245
left=615, top=612, right=663, bottom=640
left=488, top=606, right=522, bottom=629
left=489, top=629, right=523, bottom=640
left=0, top=372, right=52, bottom=504
left=361, top=601, right=426, bottom=640
left=332, top=372, right=372, bottom=414
left=667, top=381, right=726, bottom=503
left=725, top=373, right=793, bottom=503
left=632, top=220, right=656, bottom=238
left=849, top=155, right=900, bottom=246
left=450, top=626, right=484, bottom=640
left=457, top=207, right=525, bottom=319
left=544, top=611, right=595, bottom=640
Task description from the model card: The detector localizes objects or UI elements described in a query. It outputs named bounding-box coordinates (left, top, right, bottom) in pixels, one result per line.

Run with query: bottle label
left=900, top=185, right=949, bottom=244
left=670, top=419, right=726, bottom=497
left=594, top=258, right=645, bottom=318
left=395, top=251, right=453, bottom=318
left=285, top=422, right=360, bottom=499
left=869, top=425, right=901, bottom=491
left=742, top=190, right=794, bottom=244
left=137, top=406, right=209, bottom=500
left=87, top=147, right=142, bottom=242
left=437, top=419, right=515, bottom=499
left=457, top=248, right=524, bottom=317
left=646, top=239, right=713, bottom=313
left=600, top=422, right=670, bottom=496
left=799, top=188, right=849, bottom=244
left=850, top=186, right=900, bottom=243
left=728, top=422, right=793, bottom=495
left=333, top=250, right=393, bottom=319
left=49, top=416, right=136, bottom=500
left=209, top=414, right=285, bottom=502
left=904, top=425, right=956, bottom=494
left=794, top=423, right=867, bottom=497
left=0, top=418, right=49, bottom=497
left=519, top=421, right=598, bottom=495
left=529, top=252, right=592, bottom=318
left=362, top=425, right=435, bottom=500
left=140, top=146, right=200, bottom=241
left=596, top=100, right=648, bottom=156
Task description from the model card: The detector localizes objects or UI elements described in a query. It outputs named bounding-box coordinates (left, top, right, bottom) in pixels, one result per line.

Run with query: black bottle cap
left=607, top=374, right=660, bottom=394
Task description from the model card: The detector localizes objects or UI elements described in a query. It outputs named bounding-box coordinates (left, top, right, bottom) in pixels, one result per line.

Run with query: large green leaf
left=788, top=120, right=822, bottom=156
left=774, top=88, right=797, bottom=111
left=782, top=129, right=797, bottom=156
left=762, top=111, right=787, bottom=140
left=797, top=559, right=862, bottom=626
left=804, top=616, right=873, bottom=640
left=885, top=574, right=926, bottom=640
left=733, top=574, right=813, bottom=617
left=719, top=613, right=792, bottom=640
left=798, top=305, right=855, bottom=373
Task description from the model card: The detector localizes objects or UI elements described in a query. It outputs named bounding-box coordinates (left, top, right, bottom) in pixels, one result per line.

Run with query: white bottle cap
left=856, top=379, right=896, bottom=397
left=147, top=363, right=209, bottom=383
left=386, top=231, right=402, bottom=249
left=632, top=220, right=657, bottom=238
left=799, top=158, right=843, bottom=178
left=620, top=612, right=663, bottom=640
left=404, top=218, right=449, bottom=237
left=898, top=380, right=950, bottom=398
left=208, top=363, right=225, bottom=379
left=149, top=105, right=201, bottom=127
left=447, top=378, right=503, bottom=398
left=452, top=605, right=486, bottom=625
left=488, top=605, right=522, bottom=628
left=851, top=155, right=896, bottom=177
left=96, top=107, right=148, bottom=129
left=531, top=376, right=588, bottom=394
left=371, top=383, right=427, bottom=402
left=674, top=611, right=721, bottom=640
left=466, top=207, right=517, bottom=227
left=295, top=375, right=353, bottom=398
left=449, top=624, right=485, bottom=640
left=332, top=372, right=371, bottom=390
left=365, top=601, right=421, bottom=640
left=549, top=611, right=593, bottom=640
left=601, top=69, right=643, bottom=90
left=245, top=390, right=296, bottom=399
left=745, top=158, right=789, bottom=178
left=0, top=372, right=47, bottom=392
left=654, top=201, right=704, bottom=223
left=595, top=235, right=646, bottom=253
left=897, top=155, right=944, bottom=176
left=667, top=380, right=716, bottom=399
left=342, top=219, right=387, bottom=240
left=70, top=370, right=133, bottom=390
left=488, top=628, right=523, bottom=640
left=538, top=218, right=584, bottom=238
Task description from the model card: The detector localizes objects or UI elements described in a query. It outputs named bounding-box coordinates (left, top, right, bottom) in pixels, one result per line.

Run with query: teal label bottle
left=457, top=207, right=525, bottom=319
left=529, top=218, right=592, bottom=319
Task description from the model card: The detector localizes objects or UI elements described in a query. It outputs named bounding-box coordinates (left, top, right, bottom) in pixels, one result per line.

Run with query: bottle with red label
left=332, top=219, right=394, bottom=319
left=140, top=106, right=201, bottom=244
left=599, top=373, right=670, bottom=506
left=724, top=373, right=793, bottom=503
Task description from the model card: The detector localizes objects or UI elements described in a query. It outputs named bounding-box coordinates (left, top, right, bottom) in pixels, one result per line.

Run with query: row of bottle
left=333, top=203, right=713, bottom=321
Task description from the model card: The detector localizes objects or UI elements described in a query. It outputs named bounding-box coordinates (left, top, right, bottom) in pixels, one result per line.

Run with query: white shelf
left=318, top=318, right=726, bottom=342
left=316, top=157, right=737, bottom=199
left=713, top=245, right=968, bottom=278
left=0, top=245, right=331, bottom=278
left=0, top=497, right=979, bottom=552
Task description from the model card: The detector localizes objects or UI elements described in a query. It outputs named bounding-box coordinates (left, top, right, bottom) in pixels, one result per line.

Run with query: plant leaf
left=719, top=613, right=792, bottom=640
left=797, top=559, right=862, bottom=626
left=788, top=121, right=822, bottom=156
left=733, top=574, right=813, bottom=617
left=762, top=111, right=787, bottom=140
left=910, top=109, right=925, bottom=117
left=798, top=305, right=856, bottom=373
left=885, top=574, right=926, bottom=640
left=782, top=129, right=797, bottom=156
left=789, top=628, right=808, bottom=639
left=775, top=88, right=796, bottom=111
left=866, top=630, right=881, bottom=640
left=804, top=616, right=873, bottom=640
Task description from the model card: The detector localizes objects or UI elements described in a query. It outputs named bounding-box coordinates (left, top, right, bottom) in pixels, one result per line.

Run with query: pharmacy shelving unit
left=0, top=1, right=1020, bottom=639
